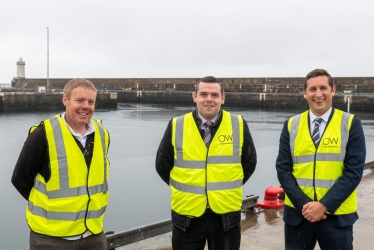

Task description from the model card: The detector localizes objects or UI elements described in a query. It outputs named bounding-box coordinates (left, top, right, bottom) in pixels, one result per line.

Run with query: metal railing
left=364, top=161, right=374, bottom=170
left=106, top=195, right=258, bottom=250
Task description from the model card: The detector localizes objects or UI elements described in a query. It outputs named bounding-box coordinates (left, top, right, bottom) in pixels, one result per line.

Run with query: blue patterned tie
left=203, top=121, right=213, bottom=147
left=312, top=118, right=323, bottom=145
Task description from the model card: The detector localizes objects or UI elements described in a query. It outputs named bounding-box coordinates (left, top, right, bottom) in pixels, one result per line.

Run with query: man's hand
left=302, top=202, right=327, bottom=222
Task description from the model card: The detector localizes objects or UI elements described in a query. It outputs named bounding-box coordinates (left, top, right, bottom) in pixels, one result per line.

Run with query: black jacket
left=156, top=109, right=257, bottom=231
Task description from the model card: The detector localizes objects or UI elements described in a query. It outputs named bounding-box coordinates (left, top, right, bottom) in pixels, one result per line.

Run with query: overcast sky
left=1, top=0, right=374, bottom=83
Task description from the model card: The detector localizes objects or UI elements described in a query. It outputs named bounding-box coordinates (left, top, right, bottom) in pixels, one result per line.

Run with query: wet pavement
left=118, top=168, right=374, bottom=250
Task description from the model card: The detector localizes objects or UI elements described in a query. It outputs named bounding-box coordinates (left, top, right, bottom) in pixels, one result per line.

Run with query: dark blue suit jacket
left=276, top=108, right=366, bottom=227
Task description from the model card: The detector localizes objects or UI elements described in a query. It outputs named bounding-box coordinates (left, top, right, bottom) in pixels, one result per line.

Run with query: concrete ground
left=118, top=168, right=374, bottom=250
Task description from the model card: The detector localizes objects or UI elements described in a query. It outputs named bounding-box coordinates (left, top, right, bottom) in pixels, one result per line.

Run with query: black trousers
left=285, top=219, right=353, bottom=250
left=29, top=230, right=107, bottom=250
left=172, top=210, right=241, bottom=250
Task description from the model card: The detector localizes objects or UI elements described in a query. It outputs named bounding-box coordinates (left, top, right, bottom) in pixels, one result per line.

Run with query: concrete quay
left=117, top=168, right=374, bottom=250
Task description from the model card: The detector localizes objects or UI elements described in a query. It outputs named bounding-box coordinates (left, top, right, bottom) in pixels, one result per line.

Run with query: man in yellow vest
left=276, top=69, right=366, bottom=250
left=156, top=76, right=257, bottom=250
left=11, top=78, right=110, bottom=250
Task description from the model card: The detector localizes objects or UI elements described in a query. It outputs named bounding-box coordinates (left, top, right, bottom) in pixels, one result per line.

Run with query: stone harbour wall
left=12, top=77, right=374, bottom=94
left=0, top=92, right=117, bottom=112
left=117, top=91, right=374, bottom=112
left=1, top=91, right=373, bottom=113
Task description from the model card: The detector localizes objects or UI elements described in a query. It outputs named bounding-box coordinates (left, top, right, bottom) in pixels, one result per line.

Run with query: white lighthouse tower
left=17, top=57, right=26, bottom=78
left=11, top=58, right=27, bottom=88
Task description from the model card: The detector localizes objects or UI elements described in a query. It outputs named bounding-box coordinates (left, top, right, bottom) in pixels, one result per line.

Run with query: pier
left=105, top=161, right=374, bottom=250
left=1, top=91, right=373, bottom=113
left=106, top=195, right=259, bottom=250
left=10, top=76, right=374, bottom=94
left=2, top=76, right=374, bottom=112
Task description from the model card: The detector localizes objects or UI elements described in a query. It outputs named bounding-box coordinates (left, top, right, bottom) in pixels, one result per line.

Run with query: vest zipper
left=205, top=147, right=209, bottom=209
left=83, top=160, right=91, bottom=232
left=313, top=144, right=318, bottom=201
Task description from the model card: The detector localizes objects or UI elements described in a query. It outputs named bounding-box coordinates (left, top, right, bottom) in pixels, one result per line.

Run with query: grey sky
left=1, top=0, right=374, bottom=83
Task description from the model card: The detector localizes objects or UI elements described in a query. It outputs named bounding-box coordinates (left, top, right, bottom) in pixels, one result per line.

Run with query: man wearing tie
left=276, top=69, right=366, bottom=249
left=156, top=76, right=257, bottom=250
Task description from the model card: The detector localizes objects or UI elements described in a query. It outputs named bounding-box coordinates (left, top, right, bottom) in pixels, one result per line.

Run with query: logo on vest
left=218, top=134, right=233, bottom=145
left=322, top=137, right=339, bottom=148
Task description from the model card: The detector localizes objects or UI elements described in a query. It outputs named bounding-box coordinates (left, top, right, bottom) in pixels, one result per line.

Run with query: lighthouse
left=17, top=57, right=26, bottom=78
left=11, top=58, right=27, bottom=88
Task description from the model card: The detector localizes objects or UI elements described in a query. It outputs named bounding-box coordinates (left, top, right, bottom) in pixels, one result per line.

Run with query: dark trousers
left=29, top=230, right=107, bottom=250
left=172, top=210, right=241, bottom=250
left=285, top=219, right=353, bottom=250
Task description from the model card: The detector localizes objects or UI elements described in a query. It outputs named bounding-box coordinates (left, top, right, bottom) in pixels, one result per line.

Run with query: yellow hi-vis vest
left=26, top=115, right=110, bottom=237
left=285, top=109, right=356, bottom=215
left=170, top=111, right=244, bottom=216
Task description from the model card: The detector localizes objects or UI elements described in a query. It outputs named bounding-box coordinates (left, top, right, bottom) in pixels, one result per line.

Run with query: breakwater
left=117, top=91, right=374, bottom=112
left=1, top=91, right=373, bottom=112
left=0, top=92, right=117, bottom=112
left=11, top=77, right=374, bottom=94
left=6, top=76, right=374, bottom=112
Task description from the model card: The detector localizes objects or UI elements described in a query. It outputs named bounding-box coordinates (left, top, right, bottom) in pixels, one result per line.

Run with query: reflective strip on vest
left=296, top=178, right=337, bottom=189
left=231, top=114, right=240, bottom=156
left=28, top=200, right=106, bottom=221
left=31, top=117, right=108, bottom=200
left=170, top=111, right=244, bottom=216
left=290, top=113, right=350, bottom=164
left=287, top=110, right=357, bottom=215
left=95, top=120, right=109, bottom=194
left=207, top=180, right=242, bottom=190
left=170, top=177, right=242, bottom=194
left=175, top=156, right=241, bottom=169
left=26, top=115, right=110, bottom=236
left=174, top=116, right=241, bottom=169
left=33, top=179, right=106, bottom=199
left=169, top=178, right=206, bottom=195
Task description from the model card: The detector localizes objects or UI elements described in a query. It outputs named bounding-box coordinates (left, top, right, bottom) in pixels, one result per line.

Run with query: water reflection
left=241, top=211, right=259, bottom=232
left=241, top=207, right=284, bottom=232
left=263, top=208, right=284, bottom=226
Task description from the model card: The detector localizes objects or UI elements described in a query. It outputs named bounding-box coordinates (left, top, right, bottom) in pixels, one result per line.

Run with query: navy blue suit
left=276, top=108, right=366, bottom=250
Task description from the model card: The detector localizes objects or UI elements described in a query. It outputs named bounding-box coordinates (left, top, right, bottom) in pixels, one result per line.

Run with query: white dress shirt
left=309, top=107, right=332, bottom=138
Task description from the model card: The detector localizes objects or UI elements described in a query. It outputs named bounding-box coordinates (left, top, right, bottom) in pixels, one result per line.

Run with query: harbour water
left=1, top=103, right=373, bottom=249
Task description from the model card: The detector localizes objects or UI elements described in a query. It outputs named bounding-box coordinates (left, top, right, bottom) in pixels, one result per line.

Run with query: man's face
left=193, top=82, right=225, bottom=121
left=303, top=76, right=335, bottom=116
left=62, top=86, right=96, bottom=131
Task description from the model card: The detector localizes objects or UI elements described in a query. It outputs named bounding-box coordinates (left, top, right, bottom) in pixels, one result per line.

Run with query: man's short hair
left=195, top=76, right=224, bottom=95
left=304, top=69, right=334, bottom=91
left=63, top=78, right=97, bottom=98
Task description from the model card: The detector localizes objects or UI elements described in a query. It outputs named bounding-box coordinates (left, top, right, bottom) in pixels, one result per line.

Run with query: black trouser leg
left=172, top=210, right=241, bottom=250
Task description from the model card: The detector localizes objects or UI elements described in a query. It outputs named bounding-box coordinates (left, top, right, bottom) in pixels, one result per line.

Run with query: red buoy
left=257, top=186, right=284, bottom=209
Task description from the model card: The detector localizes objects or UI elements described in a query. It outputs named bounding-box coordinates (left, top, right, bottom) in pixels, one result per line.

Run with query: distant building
left=0, top=83, right=11, bottom=88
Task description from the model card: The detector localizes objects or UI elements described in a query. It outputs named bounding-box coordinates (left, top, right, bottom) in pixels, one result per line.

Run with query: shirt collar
left=309, top=107, right=332, bottom=123
left=198, top=112, right=220, bottom=125
left=61, top=112, right=95, bottom=137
